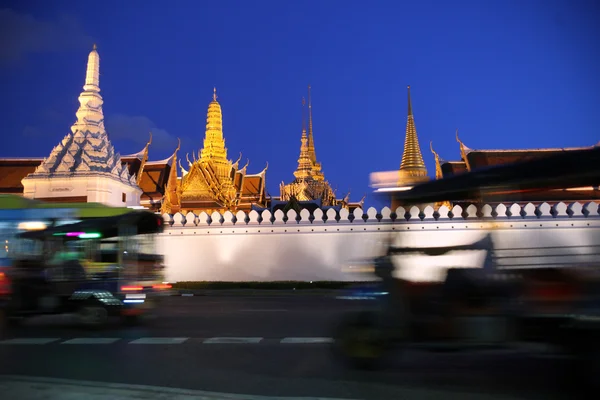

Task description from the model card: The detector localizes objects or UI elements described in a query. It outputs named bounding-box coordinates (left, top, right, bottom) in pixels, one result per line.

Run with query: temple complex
left=158, top=88, right=268, bottom=214
left=276, top=86, right=364, bottom=213
left=19, top=45, right=142, bottom=206
left=430, top=132, right=600, bottom=205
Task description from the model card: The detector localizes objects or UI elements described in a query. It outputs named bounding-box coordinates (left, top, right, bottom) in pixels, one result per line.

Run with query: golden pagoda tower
left=174, top=88, right=268, bottom=214
left=280, top=90, right=338, bottom=206
left=398, top=85, right=429, bottom=186
left=293, top=97, right=313, bottom=180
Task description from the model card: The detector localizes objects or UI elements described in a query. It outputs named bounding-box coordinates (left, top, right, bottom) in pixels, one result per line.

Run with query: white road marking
left=181, top=293, right=194, bottom=297
left=129, top=337, right=189, bottom=344
left=203, top=337, right=263, bottom=344
left=280, top=337, right=334, bottom=344
left=0, top=336, right=335, bottom=346
left=240, top=309, right=288, bottom=312
left=0, top=338, right=60, bottom=345
left=61, top=338, right=120, bottom=345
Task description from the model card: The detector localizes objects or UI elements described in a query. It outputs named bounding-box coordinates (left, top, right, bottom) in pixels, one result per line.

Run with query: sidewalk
left=0, top=375, right=532, bottom=400
left=0, top=375, right=353, bottom=400
left=173, top=289, right=342, bottom=296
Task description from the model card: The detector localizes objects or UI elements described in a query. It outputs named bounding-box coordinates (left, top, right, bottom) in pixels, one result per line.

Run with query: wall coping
left=160, top=201, right=600, bottom=227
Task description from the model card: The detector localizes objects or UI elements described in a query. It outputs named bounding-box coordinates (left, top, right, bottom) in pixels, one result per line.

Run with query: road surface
left=0, top=295, right=586, bottom=399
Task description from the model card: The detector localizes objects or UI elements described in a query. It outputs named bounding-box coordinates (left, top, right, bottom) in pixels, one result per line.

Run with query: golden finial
left=147, top=131, right=153, bottom=145
left=175, top=137, right=181, bottom=152
left=455, top=129, right=460, bottom=143
left=93, top=43, right=97, bottom=50
left=429, top=141, right=436, bottom=156
left=213, top=87, right=217, bottom=101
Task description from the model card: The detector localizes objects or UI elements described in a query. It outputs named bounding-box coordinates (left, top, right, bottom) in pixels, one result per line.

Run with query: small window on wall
left=122, top=193, right=126, bottom=203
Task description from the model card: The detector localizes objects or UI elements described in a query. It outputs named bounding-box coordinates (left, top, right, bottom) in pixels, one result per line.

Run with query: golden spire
left=294, top=97, right=312, bottom=180
left=399, top=85, right=427, bottom=178
left=430, top=141, right=443, bottom=180
left=200, top=88, right=228, bottom=164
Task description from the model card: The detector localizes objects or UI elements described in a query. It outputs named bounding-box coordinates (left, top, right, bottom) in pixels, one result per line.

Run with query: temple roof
left=138, top=162, right=171, bottom=199
left=0, top=158, right=42, bottom=194
left=146, top=153, right=175, bottom=166
left=440, top=161, right=468, bottom=177
left=240, top=175, right=263, bottom=196
left=442, top=140, right=598, bottom=178
left=23, top=45, right=136, bottom=187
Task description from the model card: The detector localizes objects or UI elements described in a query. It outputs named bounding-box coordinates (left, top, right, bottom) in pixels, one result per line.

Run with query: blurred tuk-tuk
left=3, top=210, right=170, bottom=329
left=333, top=146, right=600, bottom=386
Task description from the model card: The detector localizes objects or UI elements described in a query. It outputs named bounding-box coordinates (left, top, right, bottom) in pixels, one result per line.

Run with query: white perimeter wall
left=157, top=202, right=600, bottom=282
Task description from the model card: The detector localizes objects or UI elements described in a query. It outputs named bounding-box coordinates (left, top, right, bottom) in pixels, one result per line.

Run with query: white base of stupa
left=22, top=174, right=142, bottom=207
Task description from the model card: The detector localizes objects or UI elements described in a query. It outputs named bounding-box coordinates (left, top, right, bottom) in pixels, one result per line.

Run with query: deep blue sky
left=1, top=0, right=598, bottom=207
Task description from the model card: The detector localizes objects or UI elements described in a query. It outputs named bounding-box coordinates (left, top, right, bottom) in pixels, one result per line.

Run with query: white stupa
left=22, top=45, right=142, bottom=206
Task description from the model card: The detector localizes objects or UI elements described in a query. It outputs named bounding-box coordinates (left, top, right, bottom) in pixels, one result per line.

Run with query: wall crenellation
left=161, top=201, right=600, bottom=227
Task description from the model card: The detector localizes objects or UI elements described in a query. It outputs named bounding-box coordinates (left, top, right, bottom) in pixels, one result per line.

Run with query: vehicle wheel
left=78, top=301, right=108, bottom=329
left=332, top=311, right=389, bottom=370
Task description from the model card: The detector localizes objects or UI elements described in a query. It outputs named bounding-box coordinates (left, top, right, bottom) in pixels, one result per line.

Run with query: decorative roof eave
left=146, top=153, right=175, bottom=166
left=238, top=159, right=250, bottom=175
left=232, top=152, right=242, bottom=169
left=442, top=161, right=467, bottom=165
left=122, top=147, right=146, bottom=160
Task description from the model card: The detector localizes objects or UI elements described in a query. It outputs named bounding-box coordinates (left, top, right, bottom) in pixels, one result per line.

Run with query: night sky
left=1, top=0, right=598, bottom=207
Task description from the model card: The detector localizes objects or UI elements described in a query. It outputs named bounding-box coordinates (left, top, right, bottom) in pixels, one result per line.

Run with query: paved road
left=0, top=295, right=587, bottom=399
